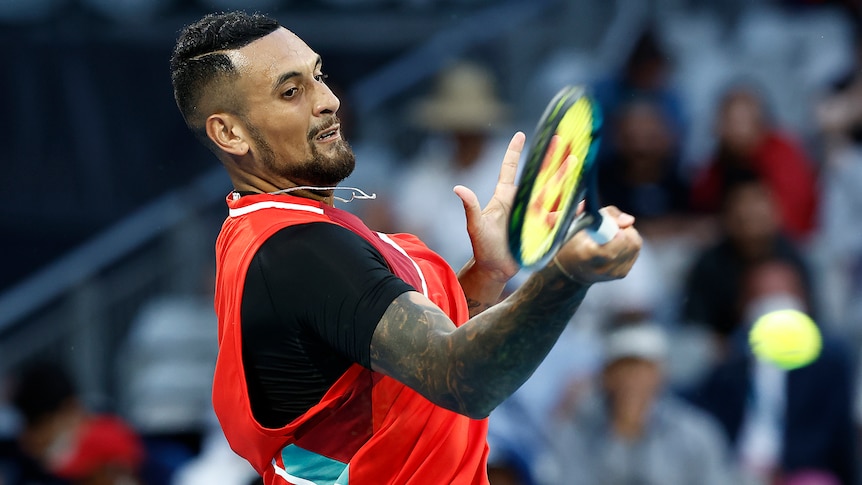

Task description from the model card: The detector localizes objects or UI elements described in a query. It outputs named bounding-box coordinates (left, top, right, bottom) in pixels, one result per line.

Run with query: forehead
left=723, top=92, right=761, bottom=115
left=232, top=27, right=318, bottom=82
left=620, top=103, right=665, bottom=129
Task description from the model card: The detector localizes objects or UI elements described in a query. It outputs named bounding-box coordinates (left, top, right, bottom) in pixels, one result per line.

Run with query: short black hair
left=10, top=361, right=77, bottom=426
left=170, top=11, right=281, bottom=141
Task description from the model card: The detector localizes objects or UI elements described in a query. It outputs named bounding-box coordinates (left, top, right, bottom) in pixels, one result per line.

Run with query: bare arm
left=371, top=208, right=641, bottom=418
left=371, top=265, right=587, bottom=419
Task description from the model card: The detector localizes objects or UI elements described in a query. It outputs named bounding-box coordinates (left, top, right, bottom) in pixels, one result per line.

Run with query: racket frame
left=508, top=85, right=607, bottom=269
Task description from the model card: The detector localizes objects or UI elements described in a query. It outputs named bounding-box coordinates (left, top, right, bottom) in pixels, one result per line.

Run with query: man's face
left=615, top=102, right=674, bottom=176
left=723, top=183, right=779, bottom=257
left=718, top=93, right=765, bottom=156
left=231, top=28, right=355, bottom=187
left=603, top=357, right=663, bottom=403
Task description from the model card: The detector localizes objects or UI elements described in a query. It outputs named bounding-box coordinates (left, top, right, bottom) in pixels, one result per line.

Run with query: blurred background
left=2, top=0, right=862, bottom=483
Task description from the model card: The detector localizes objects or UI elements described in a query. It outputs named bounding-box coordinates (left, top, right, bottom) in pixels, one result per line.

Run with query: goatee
left=250, top=117, right=356, bottom=187
left=303, top=136, right=356, bottom=186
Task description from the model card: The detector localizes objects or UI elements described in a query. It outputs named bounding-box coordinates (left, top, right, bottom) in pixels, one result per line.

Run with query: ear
left=206, top=113, right=249, bottom=157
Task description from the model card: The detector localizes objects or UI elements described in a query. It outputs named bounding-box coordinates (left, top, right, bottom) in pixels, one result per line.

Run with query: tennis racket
left=507, top=85, right=618, bottom=269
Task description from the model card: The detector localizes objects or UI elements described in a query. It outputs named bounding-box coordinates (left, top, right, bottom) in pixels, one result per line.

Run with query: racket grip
left=587, top=210, right=619, bottom=245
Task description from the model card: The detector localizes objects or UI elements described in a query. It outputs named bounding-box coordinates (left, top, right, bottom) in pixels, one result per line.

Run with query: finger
left=600, top=205, right=635, bottom=228
left=579, top=226, right=642, bottom=280
left=498, top=131, right=526, bottom=186
left=453, top=185, right=482, bottom=228
left=604, top=228, right=643, bottom=277
left=601, top=225, right=642, bottom=266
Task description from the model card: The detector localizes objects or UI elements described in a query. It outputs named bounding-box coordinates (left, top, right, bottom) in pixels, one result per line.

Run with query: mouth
left=315, top=124, right=341, bottom=143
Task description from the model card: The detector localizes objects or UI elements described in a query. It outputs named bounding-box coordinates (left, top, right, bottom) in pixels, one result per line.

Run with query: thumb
left=453, top=185, right=481, bottom=227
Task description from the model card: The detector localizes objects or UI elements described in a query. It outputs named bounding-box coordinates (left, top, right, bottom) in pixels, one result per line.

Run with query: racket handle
left=586, top=209, right=619, bottom=245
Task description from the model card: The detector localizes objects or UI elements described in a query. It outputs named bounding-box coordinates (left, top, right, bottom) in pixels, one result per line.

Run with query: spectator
left=593, top=26, right=688, bottom=167
left=590, top=26, right=706, bottom=306
left=0, top=364, right=69, bottom=485
left=685, top=260, right=856, bottom=485
left=394, top=60, right=513, bottom=269
left=51, top=416, right=145, bottom=485
left=682, top=176, right=813, bottom=342
left=690, top=83, right=819, bottom=242
left=597, top=97, right=692, bottom=235
left=7, top=361, right=144, bottom=485
left=537, top=322, right=737, bottom=485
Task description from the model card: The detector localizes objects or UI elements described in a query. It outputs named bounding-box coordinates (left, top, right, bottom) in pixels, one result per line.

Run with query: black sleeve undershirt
left=240, top=222, right=413, bottom=428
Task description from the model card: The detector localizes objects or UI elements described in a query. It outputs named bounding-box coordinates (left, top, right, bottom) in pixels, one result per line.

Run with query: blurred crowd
left=477, top=5, right=862, bottom=485
left=4, top=1, right=862, bottom=484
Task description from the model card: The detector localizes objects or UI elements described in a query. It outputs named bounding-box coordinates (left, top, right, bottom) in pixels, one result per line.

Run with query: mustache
left=308, top=115, right=341, bottom=140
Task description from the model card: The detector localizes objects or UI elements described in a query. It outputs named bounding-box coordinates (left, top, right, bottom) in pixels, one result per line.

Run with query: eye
left=314, top=73, right=329, bottom=83
left=283, top=87, right=298, bottom=98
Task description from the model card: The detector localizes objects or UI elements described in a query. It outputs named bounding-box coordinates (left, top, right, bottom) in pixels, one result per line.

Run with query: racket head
left=508, top=85, right=603, bottom=269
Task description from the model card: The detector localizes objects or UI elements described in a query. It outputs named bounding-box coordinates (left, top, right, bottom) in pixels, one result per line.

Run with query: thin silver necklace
left=268, top=185, right=377, bottom=204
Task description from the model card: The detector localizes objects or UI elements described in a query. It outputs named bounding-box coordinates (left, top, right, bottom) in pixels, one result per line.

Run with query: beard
left=247, top=116, right=356, bottom=187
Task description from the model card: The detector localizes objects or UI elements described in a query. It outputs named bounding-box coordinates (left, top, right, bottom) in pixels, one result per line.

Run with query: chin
left=328, top=141, right=356, bottom=181
left=311, top=155, right=356, bottom=187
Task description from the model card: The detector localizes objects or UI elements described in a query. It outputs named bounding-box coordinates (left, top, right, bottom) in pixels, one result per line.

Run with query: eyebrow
left=272, top=55, right=322, bottom=92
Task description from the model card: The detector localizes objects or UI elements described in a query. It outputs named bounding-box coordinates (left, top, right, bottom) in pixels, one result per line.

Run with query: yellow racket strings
left=520, top=96, right=594, bottom=265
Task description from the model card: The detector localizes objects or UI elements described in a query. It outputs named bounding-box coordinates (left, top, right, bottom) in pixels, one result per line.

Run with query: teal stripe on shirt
left=280, top=444, right=349, bottom=485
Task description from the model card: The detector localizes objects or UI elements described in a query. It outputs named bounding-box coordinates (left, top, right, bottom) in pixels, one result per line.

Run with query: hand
left=552, top=206, right=641, bottom=285
left=453, top=132, right=525, bottom=284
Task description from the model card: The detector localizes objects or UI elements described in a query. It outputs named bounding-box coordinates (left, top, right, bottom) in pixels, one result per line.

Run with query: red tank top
left=212, top=193, right=490, bottom=485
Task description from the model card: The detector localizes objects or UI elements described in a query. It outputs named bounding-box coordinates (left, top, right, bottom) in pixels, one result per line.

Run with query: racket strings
left=520, top=97, right=595, bottom=263
left=509, top=85, right=603, bottom=268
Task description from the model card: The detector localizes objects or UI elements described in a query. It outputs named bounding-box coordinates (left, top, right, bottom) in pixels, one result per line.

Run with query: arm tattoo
left=465, top=298, right=493, bottom=317
left=370, top=266, right=589, bottom=419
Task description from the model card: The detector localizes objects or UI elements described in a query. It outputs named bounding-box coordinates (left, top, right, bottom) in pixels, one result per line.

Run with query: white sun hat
left=410, top=61, right=510, bottom=133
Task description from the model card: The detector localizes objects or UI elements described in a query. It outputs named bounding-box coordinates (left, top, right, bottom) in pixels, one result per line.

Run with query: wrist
left=460, top=257, right=516, bottom=286
left=551, top=254, right=593, bottom=287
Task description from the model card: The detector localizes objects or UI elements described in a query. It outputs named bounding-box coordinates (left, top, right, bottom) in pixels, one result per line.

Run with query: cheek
left=268, top=125, right=312, bottom=157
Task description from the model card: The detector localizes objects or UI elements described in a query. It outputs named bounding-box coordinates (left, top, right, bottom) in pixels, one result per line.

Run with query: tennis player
left=170, top=11, right=640, bottom=485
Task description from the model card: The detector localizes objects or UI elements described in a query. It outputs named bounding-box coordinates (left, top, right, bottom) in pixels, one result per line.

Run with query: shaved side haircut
left=170, top=11, right=280, bottom=148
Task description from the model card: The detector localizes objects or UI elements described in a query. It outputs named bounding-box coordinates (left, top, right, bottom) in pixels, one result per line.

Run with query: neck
left=611, top=412, right=647, bottom=441
left=234, top=182, right=379, bottom=206
left=225, top=162, right=336, bottom=205
left=270, top=186, right=336, bottom=205
left=232, top=180, right=335, bottom=206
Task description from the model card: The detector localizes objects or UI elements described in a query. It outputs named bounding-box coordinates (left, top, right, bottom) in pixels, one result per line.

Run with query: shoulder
left=761, top=132, right=814, bottom=164
left=255, top=222, right=386, bottom=270
left=383, top=232, right=429, bottom=251
left=218, top=197, right=331, bottom=253
left=263, top=222, right=372, bottom=249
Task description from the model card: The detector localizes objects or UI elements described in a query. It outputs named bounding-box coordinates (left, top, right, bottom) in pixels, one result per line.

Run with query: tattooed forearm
left=370, top=264, right=589, bottom=419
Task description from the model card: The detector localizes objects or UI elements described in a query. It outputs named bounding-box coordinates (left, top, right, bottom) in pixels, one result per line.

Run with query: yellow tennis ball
left=748, top=309, right=822, bottom=370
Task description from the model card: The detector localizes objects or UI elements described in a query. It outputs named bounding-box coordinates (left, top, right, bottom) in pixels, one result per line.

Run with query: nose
left=314, top=82, right=340, bottom=116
